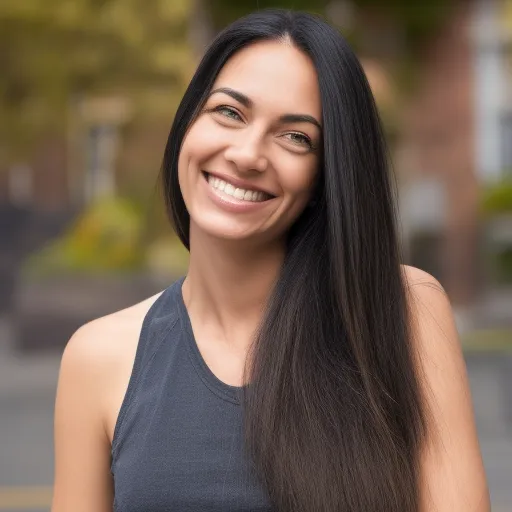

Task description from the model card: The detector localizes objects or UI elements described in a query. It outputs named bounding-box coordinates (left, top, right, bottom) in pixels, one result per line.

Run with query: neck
left=182, top=225, right=285, bottom=352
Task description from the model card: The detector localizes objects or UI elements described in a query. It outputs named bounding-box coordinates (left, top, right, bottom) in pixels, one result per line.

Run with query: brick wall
left=399, top=2, right=481, bottom=305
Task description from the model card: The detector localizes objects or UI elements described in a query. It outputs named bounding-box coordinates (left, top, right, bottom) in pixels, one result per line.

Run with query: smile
left=204, top=172, right=274, bottom=203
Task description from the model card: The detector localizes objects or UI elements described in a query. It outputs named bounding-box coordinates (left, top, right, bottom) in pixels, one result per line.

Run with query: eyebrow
left=208, top=87, right=322, bottom=130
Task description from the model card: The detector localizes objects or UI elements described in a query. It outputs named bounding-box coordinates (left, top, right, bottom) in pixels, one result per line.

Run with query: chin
left=192, top=216, right=264, bottom=242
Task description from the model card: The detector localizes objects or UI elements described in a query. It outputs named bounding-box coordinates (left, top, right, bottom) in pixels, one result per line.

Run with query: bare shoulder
left=57, top=289, right=165, bottom=448
left=66, top=290, right=164, bottom=352
left=400, top=264, right=455, bottom=346
left=400, top=264, right=452, bottom=347
left=52, top=291, right=164, bottom=511
left=400, top=265, right=490, bottom=511
left=61, top=290, right=164, bottom=381
left=400, top=265, right=463, bottom=379
left=401, top=264, right=445, bottom=292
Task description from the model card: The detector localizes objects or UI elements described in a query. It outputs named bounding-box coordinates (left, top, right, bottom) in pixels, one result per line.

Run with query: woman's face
left=178, top=40, right=322, bottom=244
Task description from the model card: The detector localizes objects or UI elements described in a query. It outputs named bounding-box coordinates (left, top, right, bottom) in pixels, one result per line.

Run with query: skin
left=178, top=39, right=322, bottom=378
left=51, top=41, right=490, bottom=511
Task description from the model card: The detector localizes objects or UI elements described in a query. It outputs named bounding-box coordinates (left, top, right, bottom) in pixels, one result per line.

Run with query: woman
left=52, top=9, right=490, bottom=512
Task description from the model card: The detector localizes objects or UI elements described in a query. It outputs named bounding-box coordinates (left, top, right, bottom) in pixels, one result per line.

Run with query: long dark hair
left=162, top=9, right=430, bottom=512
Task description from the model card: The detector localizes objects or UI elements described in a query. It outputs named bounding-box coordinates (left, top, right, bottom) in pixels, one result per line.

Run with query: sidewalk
left=0, top=318, right=61, bottom=400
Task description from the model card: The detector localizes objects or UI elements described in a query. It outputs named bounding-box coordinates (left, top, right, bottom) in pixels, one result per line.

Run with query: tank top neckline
left=175, top=276, right=247, bottom=405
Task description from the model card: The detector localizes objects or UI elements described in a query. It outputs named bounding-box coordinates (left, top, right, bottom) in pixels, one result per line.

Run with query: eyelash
left=212, top=105, right=242, bottom=121
left=207, top=105, right=315, bottom=150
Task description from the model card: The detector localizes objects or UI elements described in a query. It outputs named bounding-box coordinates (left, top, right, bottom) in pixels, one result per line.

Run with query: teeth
left=207, top=174, right=268, bottom=202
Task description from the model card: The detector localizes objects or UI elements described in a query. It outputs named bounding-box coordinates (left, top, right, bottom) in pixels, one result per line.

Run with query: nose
left=224, top=131, right=268, bottom=174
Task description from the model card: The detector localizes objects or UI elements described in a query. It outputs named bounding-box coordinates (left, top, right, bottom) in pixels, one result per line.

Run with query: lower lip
left=203, top=174, right=275, bottom=213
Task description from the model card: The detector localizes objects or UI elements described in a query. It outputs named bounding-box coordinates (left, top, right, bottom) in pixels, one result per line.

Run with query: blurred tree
left=0, top=0, right=457, bottom=164
left=0, top=0, right=456, bottom=154
left=209, top=0, right=328, bottom=28
left=209, top=1, right=453, bottom=52
left=203, top=0, right=455, bottom=88
left=0, top=0, right=193, bottom=161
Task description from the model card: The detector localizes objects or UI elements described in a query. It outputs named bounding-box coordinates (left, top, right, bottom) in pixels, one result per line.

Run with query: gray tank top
left=111, top=277, right=273, bottom=511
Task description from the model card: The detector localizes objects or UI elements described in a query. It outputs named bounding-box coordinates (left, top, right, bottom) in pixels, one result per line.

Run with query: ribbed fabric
left=111, top=277, right=273, bottom=511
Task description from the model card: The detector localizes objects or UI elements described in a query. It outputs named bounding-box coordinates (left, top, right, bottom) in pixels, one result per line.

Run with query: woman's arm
left=404, top=266, right=491, bottom=512
left=51, top=321, right=115, bottom=512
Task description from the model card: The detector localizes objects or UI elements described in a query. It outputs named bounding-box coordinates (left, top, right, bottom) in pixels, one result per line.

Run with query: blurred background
left=0, top=0, right=511, bottom=510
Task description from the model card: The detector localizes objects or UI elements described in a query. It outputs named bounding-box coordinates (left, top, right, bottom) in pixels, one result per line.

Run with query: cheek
left=280, top=162, right=318, bottom=203
left=181, top=117, right=227, bottom=161
left=178, top=126, right=200, bottom=170
left=177, top=124, right=209, bottom=183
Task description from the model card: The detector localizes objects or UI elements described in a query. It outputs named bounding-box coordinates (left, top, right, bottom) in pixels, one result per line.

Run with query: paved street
left=466, top=353, right=512, bottom=511
left=0, top=323, right=59, bottom=512
left=0, top=324, right=511, bottom=511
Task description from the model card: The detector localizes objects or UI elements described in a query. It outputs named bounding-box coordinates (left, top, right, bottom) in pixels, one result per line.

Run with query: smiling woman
left=51, top=8, right=490, bottom=512
left=177, top=41, right=322, bottom=242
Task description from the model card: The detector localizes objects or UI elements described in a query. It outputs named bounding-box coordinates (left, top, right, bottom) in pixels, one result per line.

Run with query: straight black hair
left=162, top=9, right=430, bottom=511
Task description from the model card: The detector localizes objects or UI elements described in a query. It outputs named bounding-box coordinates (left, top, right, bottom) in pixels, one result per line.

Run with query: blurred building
left=398, top=0, right=512, bottom=316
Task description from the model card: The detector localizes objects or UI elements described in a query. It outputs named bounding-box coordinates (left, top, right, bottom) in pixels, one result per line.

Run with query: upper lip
left=204, top=170, right=277, bottom=197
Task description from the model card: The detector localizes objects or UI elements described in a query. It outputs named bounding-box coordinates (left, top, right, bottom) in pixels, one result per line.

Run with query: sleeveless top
left=110, top=277, right=274, bottom=511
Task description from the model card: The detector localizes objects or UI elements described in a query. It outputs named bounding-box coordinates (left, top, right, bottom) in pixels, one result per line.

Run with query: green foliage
left=494, top=248, right=512, bottom=284
left=481, top=177, right=512, bottom=216
left=210, top=0, right=454, bottom=55
left=352, top=0, right=453, bottom=49
left=1, top=0, right=457, bottom=163
left=0, top=0, right=193, bottom=159
left=462, top=329, right=512, bottom=352
left=24, top=196, right=146, bottom=276
left=481, top=177, right=512, bottom=284
left=24, top=194, right=190, bottom=278
left=209, top=0, right=328, bottom=29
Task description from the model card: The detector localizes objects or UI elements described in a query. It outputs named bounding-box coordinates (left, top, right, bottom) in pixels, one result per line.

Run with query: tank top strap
left=111, top=277, right=184, bottom=458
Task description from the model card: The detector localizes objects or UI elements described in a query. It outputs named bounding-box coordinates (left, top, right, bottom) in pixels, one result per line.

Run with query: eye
left=282, top=132, right=314, bottom=150
left=213, top=105, right=243, bottom=122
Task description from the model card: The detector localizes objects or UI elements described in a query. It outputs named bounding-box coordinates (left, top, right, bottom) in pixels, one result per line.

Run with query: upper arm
left=404, top=267, right=491, bottom=512
left=52, top=322, right=114, bottom=512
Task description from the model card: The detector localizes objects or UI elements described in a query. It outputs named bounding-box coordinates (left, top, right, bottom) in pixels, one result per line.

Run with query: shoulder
left=401, top=264, right=445, bottom=293
left=400, top=264, right=452, bottom=340
left=399, top=265, right=460, bottom=404
left=400, top=265, right=464, bottom=430
left=400, top=266, right=490, bottom=510
left=52, top=291, right=165, bottom=511
left=57, top=290, right=165, bottom=436
left=399, top=265, right=460, bottom=398
left=61, top=290, right=164, bottom=375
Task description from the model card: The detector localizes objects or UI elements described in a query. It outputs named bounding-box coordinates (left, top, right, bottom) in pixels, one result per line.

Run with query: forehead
left=212, top=40, right=321, bottom=119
